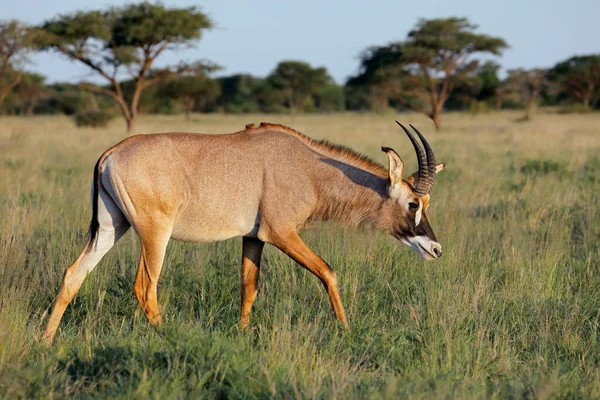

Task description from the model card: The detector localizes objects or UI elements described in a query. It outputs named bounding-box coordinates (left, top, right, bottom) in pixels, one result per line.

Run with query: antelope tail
left=86, top=157, right=102, bottom=251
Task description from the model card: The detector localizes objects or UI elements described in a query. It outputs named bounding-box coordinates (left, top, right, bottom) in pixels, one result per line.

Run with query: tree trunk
left=128, top=81, right=146, bottom=133
left=0, top=90, right=10, bottom=106
left=495, top=95, right=503, bottom=110
left=184, top=98, right=194, bottom=119
left=582, top=96, right=590, bottom=109
left=114, top=99, right=135, bottom=133
left=125, top=117, right=135, bottom=133
left=0, top=72, right=23, bottom=107
left=429, top=104, right=442, bottom=130
left=197, top=99, right=206, bottom=114
left=582, top=85, right=592, bottom=109
left=525, top=96, right=535, bottom=120
left=26, top=101, right=35, bottom=116
left=89, top=94, right=99, bottom=112
left=115, top=101, right=134, bottom=133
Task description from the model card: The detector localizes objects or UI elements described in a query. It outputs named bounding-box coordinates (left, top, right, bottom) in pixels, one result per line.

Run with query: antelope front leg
left=271, top=231, right=349, bottom=329
left=240, top=237, right=264, bottom=328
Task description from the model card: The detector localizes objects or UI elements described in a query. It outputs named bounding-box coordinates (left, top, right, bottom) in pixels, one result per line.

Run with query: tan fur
left=42, top=123, right=443, bottom=344
left=251, top=122, right=388, bottom=177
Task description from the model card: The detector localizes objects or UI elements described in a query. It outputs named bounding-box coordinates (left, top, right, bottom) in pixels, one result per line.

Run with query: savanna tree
left=161, top=62, right=221, bottom=117
left=216, top=74, right=268, bottom=113
left=346, top=44, right=405, bottom=112
left=476, top=61, right=502, bottom=104
left=503, top=69, right=549, bottom=120
left=267, top=61, right=331, bottom=114
left=445, top=61, right=500, bottom=111
left=14, top=72, right=46, bottom=115
left=348, top=17, right=507, bottom=129
left=37, top=3, right=212, bottom=131
left=550, top=55, right=600, bottom=109
left=0, top=20, right=36, bottom=107
left=314, top=84, right=345, bottom=112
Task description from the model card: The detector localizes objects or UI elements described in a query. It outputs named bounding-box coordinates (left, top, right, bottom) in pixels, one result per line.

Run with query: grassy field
left=0, top=111, right=599, bottom=398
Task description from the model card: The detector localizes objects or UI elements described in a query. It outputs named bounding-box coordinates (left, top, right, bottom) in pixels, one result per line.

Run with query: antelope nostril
left=432, top=245, right=442, bottom=257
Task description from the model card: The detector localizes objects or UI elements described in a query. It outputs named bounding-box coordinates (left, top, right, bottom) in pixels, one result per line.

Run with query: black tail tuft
left=86, top=158, right=102, bottom=250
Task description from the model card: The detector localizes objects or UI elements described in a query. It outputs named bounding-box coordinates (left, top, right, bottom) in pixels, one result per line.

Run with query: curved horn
left=409, top=124, right=436, bottom=195
left=395, top=121, right=429, bottom=196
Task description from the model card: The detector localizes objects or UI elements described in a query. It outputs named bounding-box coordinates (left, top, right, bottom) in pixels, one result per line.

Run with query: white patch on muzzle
left=401, top=235, right=442, bottom=260
left=415, top=202, right=422, bottom=226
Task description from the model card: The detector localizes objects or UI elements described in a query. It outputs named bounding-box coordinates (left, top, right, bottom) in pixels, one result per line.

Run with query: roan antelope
left=43, top=121, right=444, bottom=344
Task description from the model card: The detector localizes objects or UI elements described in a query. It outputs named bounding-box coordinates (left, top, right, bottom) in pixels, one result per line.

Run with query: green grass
left=1, top=112, right=600, bottom=398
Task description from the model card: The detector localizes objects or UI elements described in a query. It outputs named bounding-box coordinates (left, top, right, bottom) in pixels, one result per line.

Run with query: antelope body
left=43, top=122, right=444, bottom=344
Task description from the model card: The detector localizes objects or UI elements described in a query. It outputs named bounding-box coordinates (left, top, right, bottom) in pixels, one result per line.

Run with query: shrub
left=556, top=104, right=594, bottom=114
left=74, top=110, right=114, bottom=128
left=469, top=101, right=491, bottom=115
left=579, top=155, right=600, bottom=184
left=499, top=98, right=525, bottom=109
left=472, top=199, right=528, bottom=219
left=520, top=159, right=566, bottom=176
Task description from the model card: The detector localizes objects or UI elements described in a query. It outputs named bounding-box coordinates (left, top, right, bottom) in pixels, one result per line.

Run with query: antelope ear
left=406, top=162, right=446, bottom=185
left=381, top=147, right=404, bottom=188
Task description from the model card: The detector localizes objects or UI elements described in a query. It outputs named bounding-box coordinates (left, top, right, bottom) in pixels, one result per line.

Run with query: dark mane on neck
left=245, top=122, right=387, bottom=176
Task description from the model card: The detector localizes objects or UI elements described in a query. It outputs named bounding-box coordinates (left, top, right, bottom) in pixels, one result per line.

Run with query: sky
left=2, top=0, right=598, bottom=84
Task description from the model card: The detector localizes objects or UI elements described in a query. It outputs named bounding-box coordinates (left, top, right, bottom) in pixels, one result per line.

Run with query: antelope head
left=382, top=122, right=445, bottom=260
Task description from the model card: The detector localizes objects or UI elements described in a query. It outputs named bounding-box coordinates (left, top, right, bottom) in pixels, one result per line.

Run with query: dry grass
left=1, top=111, right=599, bottom=398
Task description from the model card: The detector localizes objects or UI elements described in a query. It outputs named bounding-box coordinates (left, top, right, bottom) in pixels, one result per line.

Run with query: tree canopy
left=161, top=62, right=222, bottom=117
left=550, top=55, right=600, bottom=109
left=267, top=61, right=331, bottom=114
left=13, top=72, right=46, bottom=115
left=3, top=8, right=600, bottom=121
left=37, top=3, right=212, bottom=131
left=347, top=17, right=508, bottom=128
left=0, top=20, right=37, bottom=106
left=502, top=69, right=549, bottom=120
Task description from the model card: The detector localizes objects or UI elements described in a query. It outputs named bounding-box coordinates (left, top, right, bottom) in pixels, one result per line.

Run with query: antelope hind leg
left=240, top=237, right=264, bottom=328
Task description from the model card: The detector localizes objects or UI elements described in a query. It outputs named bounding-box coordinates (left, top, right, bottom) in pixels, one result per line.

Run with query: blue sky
left=2, top=0, right=598, bottom=84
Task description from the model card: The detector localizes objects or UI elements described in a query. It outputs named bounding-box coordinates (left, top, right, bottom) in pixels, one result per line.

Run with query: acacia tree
left=494, top=86, right=507, bottom=110
left=267, top=61, right=331, bottom=114
left=476, top=61, right=501, bottom=104
left=161, top=62, right=221, bottom=117
left=0, top=20, right=36, bottom=107
left=37, top=3, right=212, bottom=131
left=550, top=55, right=600, bottom=109
left=163, top=75, right=220, bottom=117
left=346, top=44, right=404, bottom=111
left=348, top=17, right=507, bottom=129
left=14, top=72, right=46, bottom=115
left=503, top=69, right=549, bottom=120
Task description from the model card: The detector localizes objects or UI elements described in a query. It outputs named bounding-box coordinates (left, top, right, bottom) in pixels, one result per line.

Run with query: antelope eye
left=408, top=202, right=419, bottom=210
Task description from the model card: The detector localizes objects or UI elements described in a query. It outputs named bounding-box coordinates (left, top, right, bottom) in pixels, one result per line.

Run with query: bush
left=314, top=84, right=345, bottom=112
left=556, top=104, right=594, bottom=114
left=579, top=155, right=600, bottom=184
left=520, top=159, right=566, bottom=176
left=499, top=98, right=525, bottom=109
left=469, top=101, right=491, bottom=115
left=74, top=110, right=114, bottom=128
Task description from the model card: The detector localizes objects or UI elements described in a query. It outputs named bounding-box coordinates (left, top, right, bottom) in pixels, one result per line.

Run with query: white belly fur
left=170, top=206, right=260, bottom=243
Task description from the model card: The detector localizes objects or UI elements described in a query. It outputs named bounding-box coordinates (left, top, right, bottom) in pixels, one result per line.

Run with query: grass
left=0, top=111, right=599, bottom=398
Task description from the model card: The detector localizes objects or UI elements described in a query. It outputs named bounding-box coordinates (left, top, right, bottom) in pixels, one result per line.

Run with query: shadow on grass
left=51, top=328, right=260, bottom=398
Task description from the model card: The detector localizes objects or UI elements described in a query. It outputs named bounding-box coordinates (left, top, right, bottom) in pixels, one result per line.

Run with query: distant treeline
left=0, top=5, right=598, bottom=131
